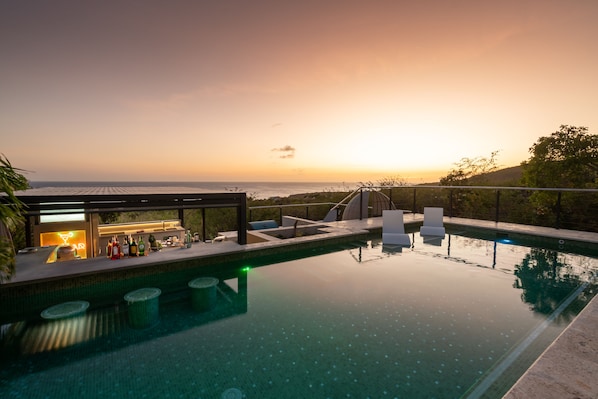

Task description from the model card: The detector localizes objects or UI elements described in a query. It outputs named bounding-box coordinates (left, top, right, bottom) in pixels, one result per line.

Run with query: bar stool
left=124, top=288, right=161, bottom=328
left=188, top=277, right=219, bottom=312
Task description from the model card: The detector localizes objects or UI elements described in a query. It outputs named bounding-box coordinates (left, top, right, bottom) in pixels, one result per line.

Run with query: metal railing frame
left=249, top=202, right=340, bottom=225
left=388, top=185, right=598, bottom=229
left=248, top=185, right=598, bottom=232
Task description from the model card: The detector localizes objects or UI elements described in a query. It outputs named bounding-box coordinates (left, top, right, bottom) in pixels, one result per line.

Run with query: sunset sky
left=1, top=1, right=597, bottom=183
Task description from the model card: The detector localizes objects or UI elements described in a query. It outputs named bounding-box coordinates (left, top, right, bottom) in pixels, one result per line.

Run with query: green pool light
left=241, top=266, right=251, bottom=272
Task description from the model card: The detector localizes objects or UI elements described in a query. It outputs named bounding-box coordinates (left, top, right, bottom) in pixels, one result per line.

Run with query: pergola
left=14, top=187, right=248, bottom=249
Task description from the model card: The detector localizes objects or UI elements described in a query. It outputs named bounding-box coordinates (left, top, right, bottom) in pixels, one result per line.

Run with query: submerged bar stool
left=38, top=301, right=91, bottom=353
left=188, top=277, right=219, bottom=312
left=41, top=300, right=90, bottom=320
left=124, top=288, right=161, bottom=328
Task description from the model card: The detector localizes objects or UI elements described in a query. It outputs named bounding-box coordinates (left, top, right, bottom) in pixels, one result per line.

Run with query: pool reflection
left=514, top=247, right=593, bottom=320
left=350, top=233, right=595, bottom=324
left=0, top=268, right=248, bottom=358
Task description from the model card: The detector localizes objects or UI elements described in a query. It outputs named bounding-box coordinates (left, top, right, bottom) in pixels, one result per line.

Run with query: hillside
left=421, top=165, right=524, bottom=186
left=469, top=165, right=523, bottom=186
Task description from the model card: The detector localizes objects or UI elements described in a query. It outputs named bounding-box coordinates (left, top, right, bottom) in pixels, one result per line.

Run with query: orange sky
left=1, top=1, right=597, bottom=183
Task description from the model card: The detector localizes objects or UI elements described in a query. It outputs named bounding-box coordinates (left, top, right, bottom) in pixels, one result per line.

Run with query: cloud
left=272, top=145, right=296, bottom=159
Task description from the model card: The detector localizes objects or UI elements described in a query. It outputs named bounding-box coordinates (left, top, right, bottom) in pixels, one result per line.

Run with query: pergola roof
left=13, top=186, right=247, bottom=215
left=9, top=186, right=248, bottom=245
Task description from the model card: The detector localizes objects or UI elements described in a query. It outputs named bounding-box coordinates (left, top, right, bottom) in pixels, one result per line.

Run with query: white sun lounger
left=382, top=210, right=411, bottom=247
left=419, top=207, right=446, bottom=237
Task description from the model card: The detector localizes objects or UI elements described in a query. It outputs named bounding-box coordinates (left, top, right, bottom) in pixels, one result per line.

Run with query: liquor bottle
left=106, top=238, right=113, bottom=258
left=111, top=236, right=121, bottom=260
left=122, top=236, right=129, bottom=257
left=129, top=236, right=138, bottom=257
left=138, top=236, right=146, bottom=256
left=186, top=230, right=192, bottom=248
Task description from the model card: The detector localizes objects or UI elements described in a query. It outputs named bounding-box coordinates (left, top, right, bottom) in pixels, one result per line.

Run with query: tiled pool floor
left=5, top=215, right=598, bottom=398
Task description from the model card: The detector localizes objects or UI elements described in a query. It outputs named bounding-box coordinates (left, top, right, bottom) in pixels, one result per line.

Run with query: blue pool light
left=497, top=238, right=513, bottom=244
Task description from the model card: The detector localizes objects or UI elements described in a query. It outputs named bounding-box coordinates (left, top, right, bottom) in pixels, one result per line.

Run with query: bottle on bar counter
left=106, top=237, right=113, bottom=258
left=185, top=230, right=192, bottom=248
left=111, top=236, right=121, bottom=260
left=138, top=236, right=146, bottom=256
left=129, top=236, right=138, bottom=257
left=122, top=235, right=129, bottom=257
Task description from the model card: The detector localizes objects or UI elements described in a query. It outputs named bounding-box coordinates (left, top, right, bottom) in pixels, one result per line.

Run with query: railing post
left=178, top=208, right=185, bottom=227
left=556, top=191, right=562, bottom=229
left=201, top=208, right=206, bottom=242
left=412, top=188, right=417, bottom=214
left=279, top=207, right=283, bottom=226
left=237, top=200, right=247, bottom=245
left=389, top=188, right=393, bottom=209
left=495, top=190, right=500, bottom=223
left=449, top=189, right=453, bottom=218
left=359, top=188, right=364, bottom=220
left=306, top=206, right=309, bottom=219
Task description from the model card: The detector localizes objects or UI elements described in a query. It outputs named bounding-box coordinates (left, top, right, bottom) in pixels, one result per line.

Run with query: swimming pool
left=1, top=231, right=596, bottom=399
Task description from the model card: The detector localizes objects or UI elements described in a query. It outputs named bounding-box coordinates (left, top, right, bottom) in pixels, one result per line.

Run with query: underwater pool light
left=496, top=238, right=513, bottom=244
left=241, top=266, right=251, bottom=272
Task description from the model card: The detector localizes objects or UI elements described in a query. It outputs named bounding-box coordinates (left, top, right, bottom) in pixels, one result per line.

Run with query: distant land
left=469, top=165, right=523, bottom=186
left=422, top=165, right=523, bottom=186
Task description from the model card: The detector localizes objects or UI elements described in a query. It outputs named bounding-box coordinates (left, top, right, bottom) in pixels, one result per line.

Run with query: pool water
left=1, top=233, right=596, bottom=399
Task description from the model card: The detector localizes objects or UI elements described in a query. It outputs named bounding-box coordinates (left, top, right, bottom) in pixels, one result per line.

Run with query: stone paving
left=503, top=294, right=598, bottom=399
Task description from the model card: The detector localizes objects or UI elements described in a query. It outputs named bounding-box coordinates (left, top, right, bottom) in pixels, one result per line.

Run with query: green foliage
left=202, top=207, right=238, bottom=239
left=521, top=125, right=598, bottom=188
left=115, top=210, right=178, bottom=224
left=435, top=151, right=501, bottom=218
left=0, top=154, right=29, bottom=282
left=0, top=155, right=29, bottom=227
left=380, top=176, right=408, bottom=187
left=360, top=175, right=407, bottom=188
left=99, top=212, right=120, bottom=224
left=521, top=125, right=598, bottom=228
left=0, top=236, right=16, bottom=283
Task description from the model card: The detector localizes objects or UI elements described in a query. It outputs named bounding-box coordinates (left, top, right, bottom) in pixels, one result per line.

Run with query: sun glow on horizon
left=1, top=1, right=596, bottom=182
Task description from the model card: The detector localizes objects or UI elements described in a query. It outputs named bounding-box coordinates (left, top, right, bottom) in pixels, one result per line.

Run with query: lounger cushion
left=248, top=220, right=279, bottom=230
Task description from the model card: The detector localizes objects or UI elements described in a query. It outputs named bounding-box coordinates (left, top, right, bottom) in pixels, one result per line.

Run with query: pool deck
left=4, top=215, right=598, bottom=399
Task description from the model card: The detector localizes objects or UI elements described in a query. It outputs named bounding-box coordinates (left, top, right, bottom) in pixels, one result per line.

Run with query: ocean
left=28, top=181, right=359, bottom=200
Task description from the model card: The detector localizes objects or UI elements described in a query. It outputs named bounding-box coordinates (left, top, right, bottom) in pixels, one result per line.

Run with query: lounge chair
left=248, top=220, right=279, bottom=230
left=382, top=210, right=411, bottom=246
left=419, top=207, right=446, bottom=237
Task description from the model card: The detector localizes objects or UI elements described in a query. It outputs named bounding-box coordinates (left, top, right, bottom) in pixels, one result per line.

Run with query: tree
left=376, top=175, right=408, bottom=187
left=521, top=125, right=598, bottom=230
left=521, top=125, right=598, bottom=188
left=0, top=155, right=29, bottom=282
left=439, top=151, right=500, bottom=186
left=437, top=151, right=500, bottom=219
